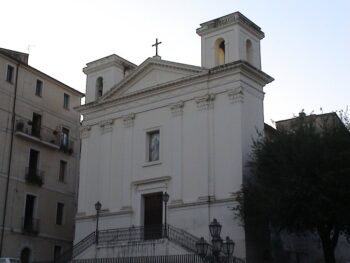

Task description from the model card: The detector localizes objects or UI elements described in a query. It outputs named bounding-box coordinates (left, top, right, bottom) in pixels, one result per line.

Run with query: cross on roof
left=152, top=38, right=162, bottom=57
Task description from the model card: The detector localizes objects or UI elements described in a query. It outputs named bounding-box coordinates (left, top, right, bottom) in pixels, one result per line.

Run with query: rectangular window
left=28, top=149, right=39, bottom=177
left=6, top=65, right=14, bottom=83
left=36, top=79, right=43, bottom=97
left=147, top=130, right=160, bottom=162
left=54, top=245, right=62, bottom=262
left=61, top=127, right=69, bottom=148
left=24, top=194, right=37, bottom=232
left=31, top=113, right=42, bottom=137
left=59, top=160, right=67, bottom=182
left=63, top=93, right=70, bottom=109
left=56, top=202, right=64, bottom=225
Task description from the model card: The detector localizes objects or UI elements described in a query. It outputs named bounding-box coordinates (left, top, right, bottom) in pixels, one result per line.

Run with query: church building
left=74, top=12, right=273, bottom=260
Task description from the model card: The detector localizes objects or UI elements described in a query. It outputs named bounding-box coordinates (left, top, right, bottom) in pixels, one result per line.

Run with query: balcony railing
left=22, top=217, right=40, bottom=234
left=59, top=139, right=74, bottom=155
left=25, top=167, right=44, bottom=186
left=15, top=119, right=60, bottom=148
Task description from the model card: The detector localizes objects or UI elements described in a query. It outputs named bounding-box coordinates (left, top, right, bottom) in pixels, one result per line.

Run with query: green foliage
left=235, top=113, right=350, bottom=263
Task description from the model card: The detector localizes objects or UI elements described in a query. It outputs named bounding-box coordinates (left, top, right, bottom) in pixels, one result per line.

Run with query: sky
left=1, top=0, right=349, bottom=125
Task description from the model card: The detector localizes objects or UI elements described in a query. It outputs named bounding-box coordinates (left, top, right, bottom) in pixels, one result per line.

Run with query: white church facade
left=74, top=12, right=273, bottom=260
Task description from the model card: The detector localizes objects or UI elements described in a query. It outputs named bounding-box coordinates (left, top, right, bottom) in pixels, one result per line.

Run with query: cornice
left=168, top=197, right=236, bottom=209
left=196, top=11, right=264, bottom=39
left=132, top=176, right=171, bottom=186
left=76, top=61, right=272, bottom=114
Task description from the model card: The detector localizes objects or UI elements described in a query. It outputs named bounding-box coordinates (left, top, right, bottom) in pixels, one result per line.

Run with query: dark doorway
left=21, top=247, right=31, bottom=263
left=31, top=113, right=41, bottom=137
left=144, top=192, right=163, bottom=240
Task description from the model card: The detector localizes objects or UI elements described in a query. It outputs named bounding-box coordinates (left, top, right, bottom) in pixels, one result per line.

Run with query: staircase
left=56, top=224, right=244, bottom=263
left=56, top=224, right=199, bottom=262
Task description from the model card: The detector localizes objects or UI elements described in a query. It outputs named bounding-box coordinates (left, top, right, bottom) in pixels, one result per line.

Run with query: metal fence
left=71, top=255, right=245, bottom=263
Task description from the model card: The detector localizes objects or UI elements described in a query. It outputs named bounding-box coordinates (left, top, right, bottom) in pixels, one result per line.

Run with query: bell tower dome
left=196, top=12, right=264, bottom=69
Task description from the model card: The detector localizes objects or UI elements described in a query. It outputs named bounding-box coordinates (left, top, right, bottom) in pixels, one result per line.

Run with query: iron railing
left=25, top=167, right=44, bottom=186
left=15, top=119, right=60, bottom=146
left=71, top=255, right=245, bottom=263
left=52, top=225, right=245, bottom=263
left=15, top=118, right=74, bottom=154
left=22, top=217, right=40, bottom=234
left=59, top=139, right=74, bottom=154
left=55, top=232, right=96, bottom=263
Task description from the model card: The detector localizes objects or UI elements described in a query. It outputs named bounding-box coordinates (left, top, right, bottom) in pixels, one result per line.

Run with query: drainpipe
left=0, top=62, right=20, bottom=256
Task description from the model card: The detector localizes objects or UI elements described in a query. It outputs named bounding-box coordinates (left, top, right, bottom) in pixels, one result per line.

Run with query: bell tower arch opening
left=96, top=76, right=103, bottom=99
left=215, top=38, right=226, bottom=66
left=246, top=39, right=253, bottom=65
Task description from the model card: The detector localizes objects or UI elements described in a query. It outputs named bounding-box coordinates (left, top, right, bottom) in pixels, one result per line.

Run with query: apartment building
left=0, top=48, right=84, bottom=262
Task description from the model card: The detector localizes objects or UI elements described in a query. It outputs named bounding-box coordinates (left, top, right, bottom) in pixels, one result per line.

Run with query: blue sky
left=2, top=0, right=349, bottom=125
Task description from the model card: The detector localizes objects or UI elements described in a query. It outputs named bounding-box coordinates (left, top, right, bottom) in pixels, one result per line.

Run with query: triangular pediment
left=102, top=58, right=204, bottom=100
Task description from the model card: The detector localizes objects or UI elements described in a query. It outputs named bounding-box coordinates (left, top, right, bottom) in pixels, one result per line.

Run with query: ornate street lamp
left=209, top=218, right=222, bottom=237
left=196, top=218, right=235, bottom=263
left=95, top=201, right=102, bottom=244
left=163, top=192, right=169, bottom=237
left=222, top=237, right=235, bottom=261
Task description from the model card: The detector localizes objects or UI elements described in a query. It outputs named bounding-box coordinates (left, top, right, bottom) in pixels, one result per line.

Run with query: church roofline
left=99, top=57, right=205, bottom=100
left=75, top=60, right=273, bottom=113
left=83, top=54, right=137, bottom=74
left=196, top=11, right=265, bottom=39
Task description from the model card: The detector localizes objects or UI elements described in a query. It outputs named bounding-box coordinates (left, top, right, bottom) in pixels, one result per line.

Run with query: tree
left=235, top=113, right=350, bottom=263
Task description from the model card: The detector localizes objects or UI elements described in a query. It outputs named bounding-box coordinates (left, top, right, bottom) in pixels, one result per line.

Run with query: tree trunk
left=318, top=227, right=339, bottom=263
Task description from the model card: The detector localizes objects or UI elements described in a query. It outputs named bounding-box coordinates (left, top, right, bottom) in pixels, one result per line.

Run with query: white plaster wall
left=75, top=69, right=268, bottom=260
left=125, top=68, right=190, bottom=95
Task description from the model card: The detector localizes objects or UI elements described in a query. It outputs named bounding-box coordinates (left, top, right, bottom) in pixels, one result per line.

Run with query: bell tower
left=83, top=54, right=136, bottom=103
left=196, top=12, right=264, bottom=69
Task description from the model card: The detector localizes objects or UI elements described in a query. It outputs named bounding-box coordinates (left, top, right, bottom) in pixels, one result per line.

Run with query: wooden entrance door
left=144, top=192, right=163, bottom=239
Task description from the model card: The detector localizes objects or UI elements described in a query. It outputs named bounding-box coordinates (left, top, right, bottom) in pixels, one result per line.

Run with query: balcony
left=25, top=167, right=44, bottom=186
left=59, top=139, right=74, bottom=155
left=22, top=217, right=40, bottom=234
left=15, top=119, right=60, bottom=149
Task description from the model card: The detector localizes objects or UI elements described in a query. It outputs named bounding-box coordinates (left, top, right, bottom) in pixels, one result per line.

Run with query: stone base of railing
left=75, top=238, right=191, bottom=260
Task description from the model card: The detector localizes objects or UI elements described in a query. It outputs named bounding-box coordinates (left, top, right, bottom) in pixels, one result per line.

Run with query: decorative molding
left=75, top=208, right=133, bottom=221
left=168, top=197, right=236, bottom=209
left=132, top=176, right=171, bottom=186
left=170, top=199, right=183, bottom=206
left=227, top=87, right=244, bottom=104
left=80, top=125, right=91, bottom=139
left=123, top=113, right=135, bottom=128
left=100, top=119, right=114, bottom=134
left=195, top=94, right=215, bottom=111
left=197, top=195, right=216, bottom=202
left=169, top=101, right=184, bottom=117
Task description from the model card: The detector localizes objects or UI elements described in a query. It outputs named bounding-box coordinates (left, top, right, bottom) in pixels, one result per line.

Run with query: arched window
left=215, top=38, right=225, bottom=66
left=96, top=77, right=103, bottom=99
left=246, top=39, right=253, bottom=64
left=21, top=247, right=31, bottom=263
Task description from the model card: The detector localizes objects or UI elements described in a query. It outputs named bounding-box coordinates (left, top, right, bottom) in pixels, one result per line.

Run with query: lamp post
left=162, top=192, right=169, bottom=237
left=196, top=218, right=235, bottom=263
left=94, top=201, right=102, bottom=244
